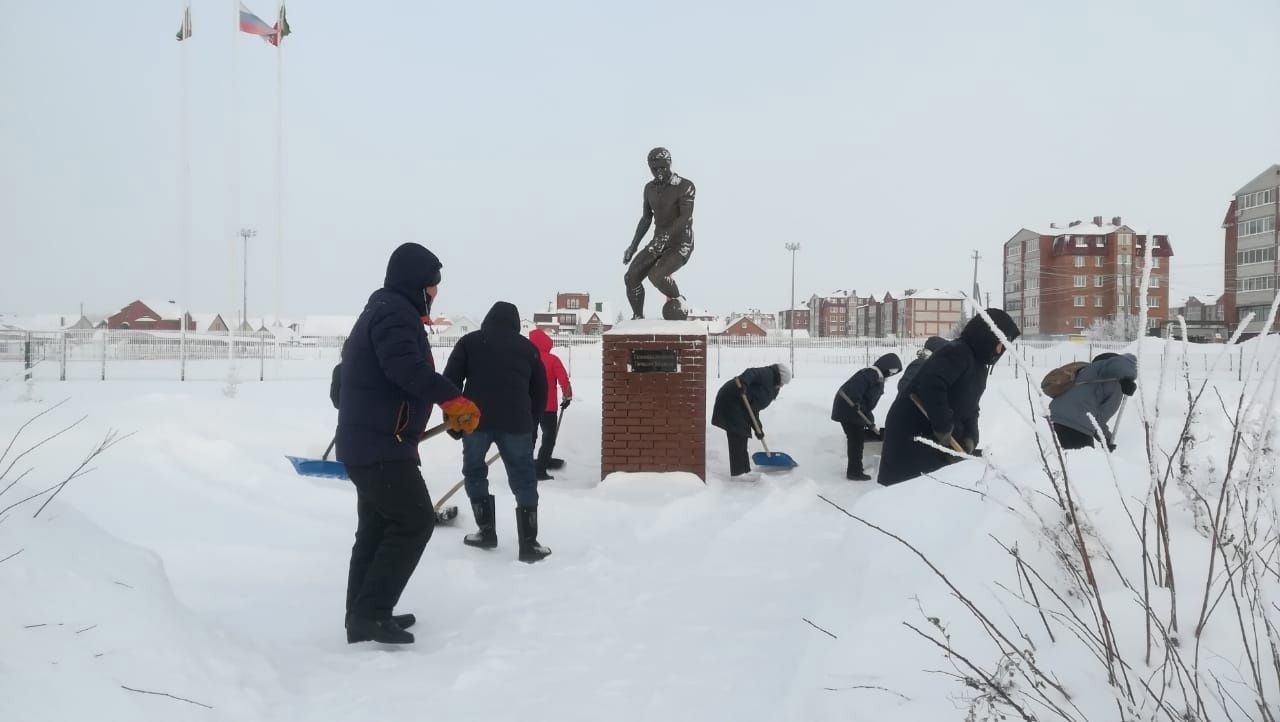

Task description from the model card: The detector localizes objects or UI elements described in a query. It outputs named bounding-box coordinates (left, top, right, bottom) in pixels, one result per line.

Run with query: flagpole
left=179, top=0, right=192, bottom=382
left=226, top=0, right=240, bottom=381
left=274, top=0, right=285, bottom=328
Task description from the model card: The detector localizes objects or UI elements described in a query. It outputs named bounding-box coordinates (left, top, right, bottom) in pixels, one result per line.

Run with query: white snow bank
left=0, top=484, right=279, bottom=722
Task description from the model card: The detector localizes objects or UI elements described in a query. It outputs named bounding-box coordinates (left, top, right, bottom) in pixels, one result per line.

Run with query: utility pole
left=785, top=242, right=801, bottom=373
left=970, top=249, right=983, bottom=303
left=239, top=227, right=257, bottom=329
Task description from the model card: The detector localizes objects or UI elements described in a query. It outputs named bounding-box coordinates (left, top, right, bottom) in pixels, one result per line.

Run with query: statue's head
left=647, top=147, right=672, bottom=182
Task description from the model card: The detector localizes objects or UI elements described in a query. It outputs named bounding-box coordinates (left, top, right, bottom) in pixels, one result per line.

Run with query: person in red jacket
left=529, top=329, right=573, bottom=480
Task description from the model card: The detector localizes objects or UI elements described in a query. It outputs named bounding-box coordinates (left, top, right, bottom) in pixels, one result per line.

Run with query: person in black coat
left=710, top=362, right=791, bottom=478
left=831, top=353, right=902, bottom=481
left=877, top=310, right=1021, bottom=486
left=443, top=301, right=552, bottom=563
left=897, top=336, right=947, bottom=391
left=336, top=242, right=480, bottom=645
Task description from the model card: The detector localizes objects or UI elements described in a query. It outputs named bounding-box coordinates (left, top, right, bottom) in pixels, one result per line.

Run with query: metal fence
left=0, top=328, right=1255, bottom=383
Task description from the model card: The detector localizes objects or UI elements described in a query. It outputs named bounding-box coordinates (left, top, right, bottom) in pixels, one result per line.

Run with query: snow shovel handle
left=322, top=421, right=449, bottom=462
left=909, top=394, right=966, bottom=454
left=839, top=390, right=878, bottom=430
left=434, top=451, right=501, bottom=511
left=736, top=380, right=770, bottom=454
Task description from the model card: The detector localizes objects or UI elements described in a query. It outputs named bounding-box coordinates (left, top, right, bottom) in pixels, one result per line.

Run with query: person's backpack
left=329, top=363, right=341, bottom=409
left=1040, top=361, right=1089, bottom=398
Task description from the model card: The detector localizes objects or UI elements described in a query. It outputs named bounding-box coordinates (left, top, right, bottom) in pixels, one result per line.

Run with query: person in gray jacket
left=1048, top=352, right=1137, bottom=450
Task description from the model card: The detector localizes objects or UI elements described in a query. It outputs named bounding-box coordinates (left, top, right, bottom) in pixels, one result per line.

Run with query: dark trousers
left=463, top=430, right=539, bottom=507
left=625, top=242, right=692, bottom=316
left=727, top=431, right=751, bottom=476
left=1053, top=423, right=1096, bottom=450
left=345, top=460, right=435, bottom=622
left=840, top=421, right=867, bottom=475
left=532, top=410, right=559, bottom=472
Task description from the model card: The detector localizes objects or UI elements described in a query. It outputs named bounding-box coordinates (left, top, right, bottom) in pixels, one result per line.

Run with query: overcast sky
left=3, top=0, right=1278, bottom=322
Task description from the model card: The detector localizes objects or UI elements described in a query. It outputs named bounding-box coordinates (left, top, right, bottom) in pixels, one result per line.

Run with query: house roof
left=136, top=299, right=185, bottom=321
left=1233, top=164, right=1280, bottom=196
left=299, top=315, right=359, bottom=337
left=0, top=313, right=80, bottom=331
left=904, top=288, right=966, bottom=300
left=189, top=313, right=225, bottom=328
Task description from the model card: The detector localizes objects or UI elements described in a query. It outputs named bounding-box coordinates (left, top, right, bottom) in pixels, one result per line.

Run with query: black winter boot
left=546, top=458, right=565, bottom=470
left=463, top=495, right=498, bottom=549
left=516, top=506, right=552, bottom=563
left=346, top=616, right=414, bottom=644
left=346, top=612, right=415, bottom=630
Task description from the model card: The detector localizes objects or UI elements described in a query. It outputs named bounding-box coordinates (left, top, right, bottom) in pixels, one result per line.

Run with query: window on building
left=1239, top=188, right=1278, bottom=210
left=1073, top=256, right=1085, bottom=268
left=1094, top=275, right=1105, bottom=287
left=1074, top=237, right=1087, bottom=247
left=1239, top=216, right=1276, bottom=237
left=1150, top=275, right=1160, bottom=288
left=1152, top=257, right=1160, bottom=268
left=1095, top=238, right=1106, bottom=248
left=1073, top=275, right=1086, bottom=288
left=1096, top=256, right=1104, bottom=268
left=1238, top=275, right=1278, bottom=292
left=1095, top=295, right=1104, bottom=307
left=1237, top=247, right=1278, bottom=265
left=1072, top=317, right=1086, bottom=329
left=1148, top=297, right=1159, bottom=308
left=1148, top=318, right=1161, bottom=329
left=1074, top=296, right=1086, bottom=307
left=566, top=298, right=580, bottom=309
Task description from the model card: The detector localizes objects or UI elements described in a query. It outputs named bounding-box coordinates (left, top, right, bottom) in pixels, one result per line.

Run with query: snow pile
left=816, top=335, right=1280, bottom=720
left=0, top=453, right=279, bottom=722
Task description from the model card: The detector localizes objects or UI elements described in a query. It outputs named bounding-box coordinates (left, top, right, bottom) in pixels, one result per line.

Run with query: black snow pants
left=345, top=460, right=435, bottom=622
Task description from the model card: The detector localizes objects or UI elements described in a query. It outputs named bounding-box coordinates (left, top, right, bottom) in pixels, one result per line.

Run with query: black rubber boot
left=846, top=471, right=872, bottom=481
left=463, top=495, right=498, bottom=549
left=346, top=612, right=415, bottom=630
left=346, top=616, right=414, bottom=644
left=516, top=506, right=552, bottom=563
left=546, top=458, right=565, bottom=470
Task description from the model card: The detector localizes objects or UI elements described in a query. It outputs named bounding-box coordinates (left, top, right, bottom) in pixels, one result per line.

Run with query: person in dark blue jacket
left=831, top=353, right=902, bottom=480
left=336, top=242, right=480, bottom=645
left=710, top=363, right=791, bottom=478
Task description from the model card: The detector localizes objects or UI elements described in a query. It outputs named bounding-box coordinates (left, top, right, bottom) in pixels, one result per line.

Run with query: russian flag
left=239, top=2, right=277, bottom=39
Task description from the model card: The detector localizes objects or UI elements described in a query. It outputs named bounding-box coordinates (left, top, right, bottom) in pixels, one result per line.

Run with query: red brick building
left=716, top=316, right=767, bottom=337
left=778, top=308, right=810, bottom=331
left=107, top=299, right=195, bottom=331
left=1222, top=199, right=1238, bottom=328
left=1003, top=217, right=1173, bottom=337
left=534, top=292, right=614, bottom=335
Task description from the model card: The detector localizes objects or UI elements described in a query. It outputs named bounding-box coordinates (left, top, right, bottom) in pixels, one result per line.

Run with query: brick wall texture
left=601, top=334, right=707, bottom=481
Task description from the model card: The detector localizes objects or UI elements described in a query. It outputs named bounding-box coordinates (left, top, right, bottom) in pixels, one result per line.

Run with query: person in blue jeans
left=443, top=301, right=551, bottom=563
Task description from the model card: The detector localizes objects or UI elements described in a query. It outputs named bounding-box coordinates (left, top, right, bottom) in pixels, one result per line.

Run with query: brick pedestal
left=601, top=322, right=708, bottom=481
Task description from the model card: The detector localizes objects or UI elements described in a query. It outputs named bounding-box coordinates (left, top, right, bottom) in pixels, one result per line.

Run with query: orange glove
left=441, top=397, right=480, bottom=434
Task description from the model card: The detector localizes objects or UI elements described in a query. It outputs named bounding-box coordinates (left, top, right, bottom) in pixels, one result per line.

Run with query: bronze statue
left=623, top=147, right=696, bottom=320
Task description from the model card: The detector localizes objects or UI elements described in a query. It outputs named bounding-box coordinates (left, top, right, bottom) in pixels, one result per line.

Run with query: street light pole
left=239, top=227, right=257, bottom=329
left=785, top=242, right=801, bottom=373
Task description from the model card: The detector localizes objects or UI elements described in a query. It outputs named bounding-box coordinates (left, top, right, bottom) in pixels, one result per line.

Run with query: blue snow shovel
left=738, top=382, right=797, bottom=470
left=286, top=421, right=450, bottom=480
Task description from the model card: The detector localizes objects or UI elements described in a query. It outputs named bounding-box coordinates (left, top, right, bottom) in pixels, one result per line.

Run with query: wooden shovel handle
left=909, top=394, right=966, bottom=454
left=433, top=451, right=500, bottom=511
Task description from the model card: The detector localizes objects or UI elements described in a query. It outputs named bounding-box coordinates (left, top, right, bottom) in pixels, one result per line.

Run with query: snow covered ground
left=2, top=339, right=1277, bottom=721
